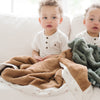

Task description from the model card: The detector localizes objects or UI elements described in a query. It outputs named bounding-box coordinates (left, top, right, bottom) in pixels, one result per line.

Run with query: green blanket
left=68, top=38, right=100, bottom=88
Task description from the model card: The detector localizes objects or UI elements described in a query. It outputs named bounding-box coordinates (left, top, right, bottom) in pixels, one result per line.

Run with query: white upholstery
left=69, top=15, right=86, bottom=41
left=0, top=14, right=70, bottom=63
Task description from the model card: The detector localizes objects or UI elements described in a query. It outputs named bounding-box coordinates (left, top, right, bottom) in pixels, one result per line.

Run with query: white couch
left=0, top=14, right=100, bottom=100
left=0, top=14, right=71, bottom=63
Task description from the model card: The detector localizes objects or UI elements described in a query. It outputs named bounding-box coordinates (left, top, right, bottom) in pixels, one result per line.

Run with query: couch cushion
left=0, top=14, right=70, bottom=62
left=69, top=15, right=86, bottom=41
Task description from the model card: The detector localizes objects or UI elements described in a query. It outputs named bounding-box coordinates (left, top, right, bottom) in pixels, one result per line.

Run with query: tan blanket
left=1, top=49, right=91, bottom=91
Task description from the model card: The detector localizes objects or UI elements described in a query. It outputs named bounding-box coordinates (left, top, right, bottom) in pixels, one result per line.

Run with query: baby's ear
left=83, top=19, right=86, bottom=24
left=59, top=17, right=63, bottom=24
left=39, top=18, right=41, bottom=24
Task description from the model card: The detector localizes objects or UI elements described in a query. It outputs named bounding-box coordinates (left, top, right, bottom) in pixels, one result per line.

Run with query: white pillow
left=69, top=15, right=86, bottom=41
left=59, top=16, right=70, bottom=37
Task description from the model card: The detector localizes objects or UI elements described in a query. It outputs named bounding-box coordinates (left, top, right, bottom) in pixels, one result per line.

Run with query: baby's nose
left=47, top=18, right=52, bottom=23
left=94, top=20, right=99, bottom=25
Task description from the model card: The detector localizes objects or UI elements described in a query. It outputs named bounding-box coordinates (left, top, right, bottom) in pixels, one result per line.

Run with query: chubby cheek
left=53, top=23, right=58, bottom=28
left=99, top=25, right=100, bottom=31
left=85, top=22, right=92, bottom=30
left=40, top=22, right=46, bottom=28
left=53, top=21, right=59, bottom=27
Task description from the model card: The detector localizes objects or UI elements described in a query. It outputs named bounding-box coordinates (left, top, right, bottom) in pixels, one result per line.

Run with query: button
left=45, top=41, right=48, bottom=44
left=54, top=44, right=56, bottom=46
left=46, top=37, right=48, bottom=39
left=94, top=38, right=96, bottom=40
left=46, top=47, right=48, bottom=49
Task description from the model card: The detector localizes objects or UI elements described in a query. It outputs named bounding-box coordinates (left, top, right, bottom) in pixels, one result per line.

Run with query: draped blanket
left=1, top=51, right=91, bottom=91
left=68, top=38, right=100, bottom=88
left=1, top=57, right=64, bottom=89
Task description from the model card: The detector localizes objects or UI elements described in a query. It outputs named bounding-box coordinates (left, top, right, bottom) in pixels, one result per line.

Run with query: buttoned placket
left=93, top=38, right=97, bottom=45
left=93, top=32, right=100, bottom=45
left=45, top=36, right=49, bottom=49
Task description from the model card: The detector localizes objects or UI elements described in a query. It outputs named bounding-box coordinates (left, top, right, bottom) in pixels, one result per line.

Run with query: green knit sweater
left=68, top=38, right=100, bottom=88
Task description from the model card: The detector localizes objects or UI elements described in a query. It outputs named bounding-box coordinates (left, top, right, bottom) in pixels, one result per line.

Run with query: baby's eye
left=90, top=18, right=94, bottom=21
left=43, top=17, right=47, bottom=19
left=52, top=17, right=56, bottom=19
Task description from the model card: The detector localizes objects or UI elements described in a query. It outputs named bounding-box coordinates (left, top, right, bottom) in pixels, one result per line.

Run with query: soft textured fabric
left=1, top=53, right=91, bottom=91
left=32, top=30, right=68, bottom=57
left=68, top=38, right=100, bottom=88
left=1, top=57, right=64, bottom=89
left=59, top=58, right=91, bottom=91
left=59, top=49, right=73, bottom=61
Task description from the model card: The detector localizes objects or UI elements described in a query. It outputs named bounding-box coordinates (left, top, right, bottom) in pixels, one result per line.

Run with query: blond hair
left=84, top=4, right=100, bottom=17
left=39, top=0, right=63, bottom=16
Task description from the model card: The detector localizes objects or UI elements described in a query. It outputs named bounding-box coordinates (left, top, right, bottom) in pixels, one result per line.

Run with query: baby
left=76, top=4, right=100, bottom=47
left=32, top=0, right=69, bottom=62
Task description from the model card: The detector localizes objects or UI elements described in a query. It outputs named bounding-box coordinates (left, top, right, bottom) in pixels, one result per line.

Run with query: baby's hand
left=43, top=54, right=58, bottom=60
left=34, top=56, right=44, bottom=62
left=43, top=55, right=52, bottom=60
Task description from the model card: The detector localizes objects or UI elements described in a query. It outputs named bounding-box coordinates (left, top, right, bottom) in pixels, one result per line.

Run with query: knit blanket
left=0, top=51, right=91, bottom=91
left=68, top=38, right=100, bottom=88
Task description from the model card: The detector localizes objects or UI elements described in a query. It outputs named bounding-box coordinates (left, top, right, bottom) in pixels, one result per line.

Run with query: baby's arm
left=32, top=50, right=44, bottom=62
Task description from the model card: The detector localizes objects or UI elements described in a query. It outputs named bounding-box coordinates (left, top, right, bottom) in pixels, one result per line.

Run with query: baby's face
left=39, top=6, right=62, bottom=35
left=84, top=8, right=100, bottom=37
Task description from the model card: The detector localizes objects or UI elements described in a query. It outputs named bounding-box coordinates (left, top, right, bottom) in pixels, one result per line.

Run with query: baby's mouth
left=93, top=27, right=98, bottom=29
left=47, top=25, right=52, bottom=27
